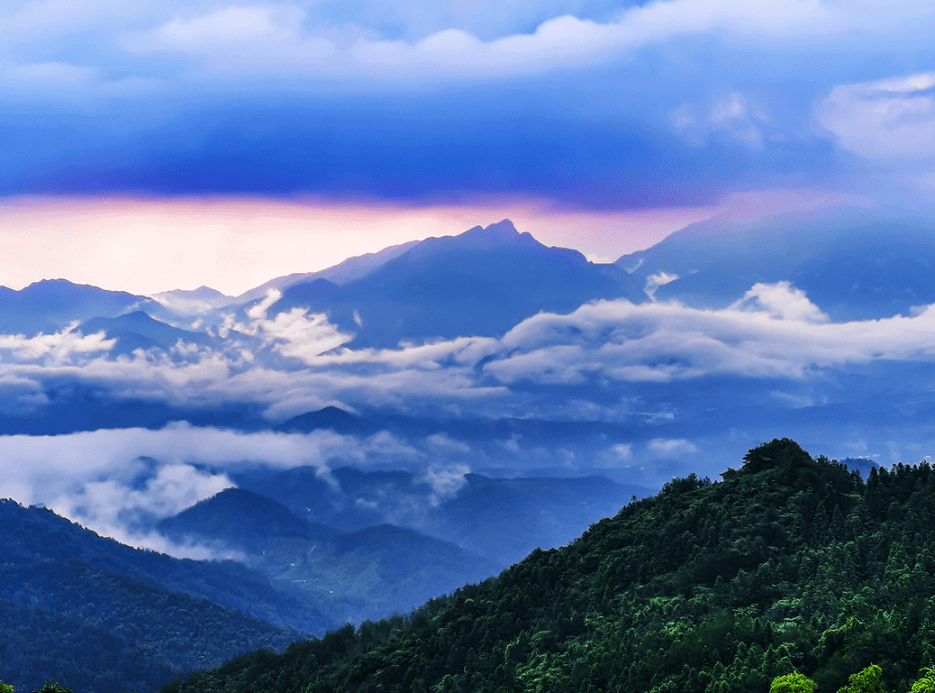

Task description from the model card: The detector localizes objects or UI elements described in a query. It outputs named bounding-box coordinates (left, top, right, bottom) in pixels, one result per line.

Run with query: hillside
left=161, top=439, right=935, bottom=692
left=157, top=488, right=502, bottom=624
left=0, top=501, right=335, bottom=693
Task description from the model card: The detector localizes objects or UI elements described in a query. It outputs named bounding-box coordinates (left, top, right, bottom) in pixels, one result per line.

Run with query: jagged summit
left=453, top=219, right=537, bottom=249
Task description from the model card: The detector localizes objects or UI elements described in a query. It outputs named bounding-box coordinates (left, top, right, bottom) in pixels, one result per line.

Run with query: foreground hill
left=162, top=439, right=935, bottom=693
left=0, top=501, right=335, bottom=693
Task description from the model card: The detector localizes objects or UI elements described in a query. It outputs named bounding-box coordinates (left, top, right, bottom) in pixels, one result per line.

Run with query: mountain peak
left=455, top=219, right=535, bottom=249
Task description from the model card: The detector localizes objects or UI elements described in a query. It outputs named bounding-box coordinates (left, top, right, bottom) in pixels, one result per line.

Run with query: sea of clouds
left=1, top=282, right=935, bottom=555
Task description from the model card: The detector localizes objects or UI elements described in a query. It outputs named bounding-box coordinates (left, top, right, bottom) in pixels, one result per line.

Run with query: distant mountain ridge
left=0, top=278, right=156, bottom=336
left=157, top=486, right=503, bottom=624
left=77, top=310, right=214, bottom=355
left=230, top=459, right=648, bottom=567
left=0, top=219, right=646, bottom=353
left=618, top=206, right=935, bottom=320
left=236, top=238, right=422, bottom=303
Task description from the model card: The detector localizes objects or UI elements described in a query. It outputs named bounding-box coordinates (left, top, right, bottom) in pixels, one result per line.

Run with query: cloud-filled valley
left=3, top=215, right=935, bottom=566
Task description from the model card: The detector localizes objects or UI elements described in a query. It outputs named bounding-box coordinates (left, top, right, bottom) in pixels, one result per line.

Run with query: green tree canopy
left=31, top=682, right=72, bottom=693
left=770, top=673, right=818, bottom=693
left=837, top=664, right=884, bottom=693
left=911, top=667, right=935, bottom=693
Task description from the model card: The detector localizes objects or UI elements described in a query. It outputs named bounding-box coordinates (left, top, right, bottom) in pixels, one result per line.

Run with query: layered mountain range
left=4, top=209, right=935, bottom=690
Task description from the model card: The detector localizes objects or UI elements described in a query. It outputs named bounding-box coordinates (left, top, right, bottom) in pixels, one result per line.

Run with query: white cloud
left=731, top=281, right=829, bottom=323
left=0, top=326, right=115, bottom=362
left=50, top=462, right=235, bottom=558
left=112, top=0, right=843, bottom=88
left=132, top=6, right=338, bottom=73
left=647, top=438, right=698, bottom=457
left=426, top=433, right=472, bottom=455
left=817, top=71, right=935, bottom=160
left=0, top=424, right=432, bottom=555
left=423, top=462, right=470, bottom=505
left=644, top=271, right=679, bottom=300
left=224, top=289, right=355, bottom=365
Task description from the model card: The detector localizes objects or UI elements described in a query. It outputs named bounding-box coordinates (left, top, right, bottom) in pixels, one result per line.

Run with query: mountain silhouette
left=271, top=220, right=647, bottom=348
left=619, top=206, right=935, bottom=320
left=0, top=279, right=153, bottom=336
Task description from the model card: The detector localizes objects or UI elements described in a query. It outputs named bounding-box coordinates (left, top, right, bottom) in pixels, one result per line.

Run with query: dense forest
left=0, top=501, right=317, bottom=693
left=159, top=439, right=935, bottom=692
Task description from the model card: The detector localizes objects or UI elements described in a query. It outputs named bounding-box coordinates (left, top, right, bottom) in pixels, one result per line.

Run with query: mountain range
left=619, top=206, right=935, bottom=320
left=4, top=209, right=935, bottom=690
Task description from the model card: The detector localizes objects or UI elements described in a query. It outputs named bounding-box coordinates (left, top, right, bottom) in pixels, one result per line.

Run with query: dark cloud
left=0, top=0, right=921, bottom=207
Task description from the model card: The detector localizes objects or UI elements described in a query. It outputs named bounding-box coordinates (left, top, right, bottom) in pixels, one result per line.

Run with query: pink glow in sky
left=0, top=190, right=861, bottom=296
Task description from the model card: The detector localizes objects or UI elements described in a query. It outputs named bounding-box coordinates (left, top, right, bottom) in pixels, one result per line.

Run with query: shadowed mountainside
left=0, top=499, right=333, bottom=693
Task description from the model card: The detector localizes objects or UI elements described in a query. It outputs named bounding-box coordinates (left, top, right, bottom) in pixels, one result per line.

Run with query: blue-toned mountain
left=271, top=219, right=648, bottom=348
left=0, top=279, right=156, bottom=336
left=0, top=499, right=335, bottom=693
left=619, top=206, right=935, bottom=320
left=77, top=310, right=215, bottom=356
left=156, top=487, right=503, bottom=624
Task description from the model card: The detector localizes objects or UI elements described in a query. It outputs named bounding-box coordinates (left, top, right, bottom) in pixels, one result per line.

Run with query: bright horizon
left=3, top=0, right=933, bottom=295
left=0, top=189, right=859, bottom=296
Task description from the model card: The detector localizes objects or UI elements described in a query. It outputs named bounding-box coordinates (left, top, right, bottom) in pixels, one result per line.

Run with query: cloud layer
left=3, top=0, right=935, bottom=207
left=4, top=281, right=935, bottom=420
left=5, top=280, right=935, bottom=552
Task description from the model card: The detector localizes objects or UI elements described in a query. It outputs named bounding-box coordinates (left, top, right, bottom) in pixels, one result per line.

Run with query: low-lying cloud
left=0, top=424, right=429, bottom=556
left=3, top=281, right=935, bottom=557
left=4, top=282, right=935, bottom=422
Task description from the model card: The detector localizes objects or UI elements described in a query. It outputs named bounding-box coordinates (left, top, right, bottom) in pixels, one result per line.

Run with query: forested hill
left=0, top=501, right=323, bottom=693
left=161, top=439, right=935, bottom=693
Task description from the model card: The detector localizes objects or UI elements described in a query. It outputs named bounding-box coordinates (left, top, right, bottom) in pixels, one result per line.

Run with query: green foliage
left=836, top=664, right=884, bottom=693
left=1, top=682, right=14, bottom=693
left=158, top=439, right=935, bottom=693
left=31, top=683, right=72, bottom=693
left=911, top=667, right=935, bottom=692
left=770, top=672, right=817, bottom=693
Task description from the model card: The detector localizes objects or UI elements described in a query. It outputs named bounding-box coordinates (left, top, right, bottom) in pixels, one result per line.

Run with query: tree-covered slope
left=0, top=501, right=333, bottom=693
left=161, top=439, right=935, bottom=693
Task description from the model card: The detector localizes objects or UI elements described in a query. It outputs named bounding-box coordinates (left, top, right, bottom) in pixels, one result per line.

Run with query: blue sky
left=2, top=0, right=935, bottom=290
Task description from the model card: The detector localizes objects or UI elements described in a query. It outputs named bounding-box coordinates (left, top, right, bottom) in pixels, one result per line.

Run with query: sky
left=3, top=0, right=935, bottom=293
